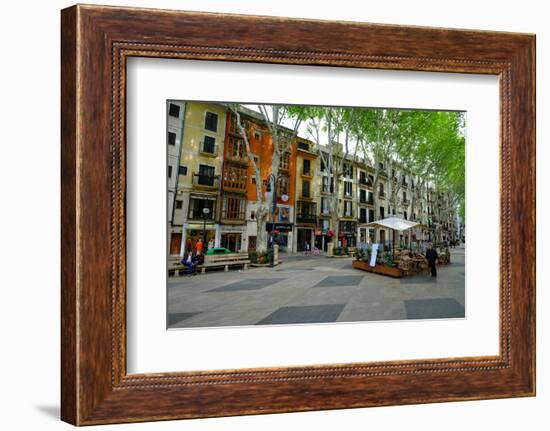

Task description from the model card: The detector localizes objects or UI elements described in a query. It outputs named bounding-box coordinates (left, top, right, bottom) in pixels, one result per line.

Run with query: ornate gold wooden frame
left=61, top=4, right=535, bottom=425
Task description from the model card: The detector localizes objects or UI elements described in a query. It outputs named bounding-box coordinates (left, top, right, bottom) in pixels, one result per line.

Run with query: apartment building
left=167, top=100, right=186, bottom=255
left=294, top=137, right=318, bottom=252
left=169, top=101, right=227, bottom=256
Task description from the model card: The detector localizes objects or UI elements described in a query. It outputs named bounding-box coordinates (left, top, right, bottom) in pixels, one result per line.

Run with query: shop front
left=182, top=222, right=220, bottom=256
left=220, top=224, right=246, bottom=252
left=339, top=221, right=357, bottom=248
left=266, top=222, right=293, bottom=253
left=296, top=227, right=315, bottom=252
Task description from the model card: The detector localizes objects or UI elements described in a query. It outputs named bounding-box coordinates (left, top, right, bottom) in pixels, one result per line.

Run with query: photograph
left=166, top=101, right=466, bottom=328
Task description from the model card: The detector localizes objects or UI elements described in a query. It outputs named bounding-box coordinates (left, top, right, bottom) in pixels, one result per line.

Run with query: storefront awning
left=359, top=216, right=419, bottom=232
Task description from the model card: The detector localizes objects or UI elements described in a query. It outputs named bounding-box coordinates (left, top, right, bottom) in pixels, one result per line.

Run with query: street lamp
left=266, top=173, right=277, bottom=267
left=202, top=206, right=210, bottom=248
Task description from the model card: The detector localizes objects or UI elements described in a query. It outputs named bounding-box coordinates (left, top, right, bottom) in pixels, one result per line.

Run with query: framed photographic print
left=61, top=4, right=535, bottom=425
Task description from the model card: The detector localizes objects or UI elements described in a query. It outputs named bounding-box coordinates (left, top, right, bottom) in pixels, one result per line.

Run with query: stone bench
left=199, top=253, right=250, bottom=274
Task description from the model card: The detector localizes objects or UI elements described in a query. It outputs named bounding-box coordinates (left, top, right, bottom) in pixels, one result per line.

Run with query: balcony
left=378, top=191, right=386, bottom=199
left=321, top=184, right=334, bottom=194
left=222, top=166, right=247, bottom=193
left=359, top=196, right=374, bottom=205
left=296, top=201, right=317, bottom=224
left=193, top=173, right=219, bottom=189
left=221, top=208, right=246, bottom=222
left=225, top=151, right=248, bottom=165
left=402, top=199, right=410, bottom=206
left=301, top=168, right=313, bottom=178
left=358, top=177, right=372, bottom=187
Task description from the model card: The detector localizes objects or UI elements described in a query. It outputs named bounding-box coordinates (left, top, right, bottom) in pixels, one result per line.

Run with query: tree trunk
left=255, top=205, right=269, bottom=252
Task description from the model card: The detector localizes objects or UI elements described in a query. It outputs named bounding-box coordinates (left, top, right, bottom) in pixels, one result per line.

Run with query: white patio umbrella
left=359, top=217, right=420, bottom=260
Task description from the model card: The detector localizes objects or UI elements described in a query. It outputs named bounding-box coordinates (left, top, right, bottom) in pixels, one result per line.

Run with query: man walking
left=426, top=243, right=439, bottom=278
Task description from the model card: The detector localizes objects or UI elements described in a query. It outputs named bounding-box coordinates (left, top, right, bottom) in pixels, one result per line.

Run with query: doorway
left=169, top=233, right=182, bottom=255
left=221, top=233, right=241, bottom=252
left=296, top=228, right=312, bottom=252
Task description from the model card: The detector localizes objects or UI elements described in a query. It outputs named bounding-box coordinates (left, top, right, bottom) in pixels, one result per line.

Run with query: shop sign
left=266, top=222, right=293, bottom=232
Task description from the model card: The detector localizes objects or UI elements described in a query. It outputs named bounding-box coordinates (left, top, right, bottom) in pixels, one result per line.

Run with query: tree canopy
left=287, top=106, right=466, bottom=220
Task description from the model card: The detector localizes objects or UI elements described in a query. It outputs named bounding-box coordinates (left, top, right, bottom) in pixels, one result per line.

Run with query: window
left=204, top=112, right=218, bottom=132
left=380, top=206, right=385, bottom=219
left=303, top=159, right=311, bottom=175
left=322, top=176, right=329, bottom=193
left=277, top=175, right=290, bottom=196
left=320, top=159, right=326, bottom=172
left=178, top=166, right=187, bottom=175
left=223, top=165, right=247, bottom=191
left=367, top=191, right=373, bottom=204
left=168, top=166, right=172, bottom=178
left=167, top=131, right=176, bottom=146
left=227, top=136, right=245, bottom=160
left=344, top=201, right=353, bottom=217
left=254, top=129, right=262, bottom=140
left=202, top=135, right=216, bottom=154
left=188, top=198, right=215, bottom=219
left=403, top=191, right=407, bottom=202
left=197, top=164, right=215, bottom=186
left=379, top=183, right=385, bottom=196
left=359, top=189, right=367, bottom=203
left=344, top=181, right=352, bottom=197
left=321, top=197, right=329, bottom=214
left=404, top=211, right=408, bottom=220
left=168, top=103, right=180, bottom=118
left=298, top=141, right=309, bottom=151
left=302, top=179, right=311, bottom=198
left=343, top=163, right=353, bottom=177
left=175, top=200, right=183, bottom=209
left=280, top=152, right=290, bottom=170
left=368, top=209, right=375, bottom=223
left=223, top=197, right=245, bottom=220
left=359, top=207, right=367, bottom=223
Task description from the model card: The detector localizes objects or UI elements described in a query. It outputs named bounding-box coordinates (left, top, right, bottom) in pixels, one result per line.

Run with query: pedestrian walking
left=426, top=243, right=439, bottom=278
left=304, top=241, right=310, bottom=255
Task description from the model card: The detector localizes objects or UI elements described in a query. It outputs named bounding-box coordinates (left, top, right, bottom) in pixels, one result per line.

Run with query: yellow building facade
left=169, top=102, right=227, bottom=256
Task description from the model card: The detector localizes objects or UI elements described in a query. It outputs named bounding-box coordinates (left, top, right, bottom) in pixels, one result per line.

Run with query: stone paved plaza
left=167, top=247, right=465, bottom=329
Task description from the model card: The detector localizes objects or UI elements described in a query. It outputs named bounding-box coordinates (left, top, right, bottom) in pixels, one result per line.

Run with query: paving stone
left=167, top=312, right=202, bottom=326
left=256, top=304, right=345, bottom=325
left=206, top=278, right=284, bottom=292
left=404, top=298, right=465, bottom=319
left=313, top=275, right=364, bottom=287
left=400, top=275, right=436, bottom=284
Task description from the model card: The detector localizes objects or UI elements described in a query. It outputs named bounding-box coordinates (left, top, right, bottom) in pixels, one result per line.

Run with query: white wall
left=0, top=1, right=547, bottom=430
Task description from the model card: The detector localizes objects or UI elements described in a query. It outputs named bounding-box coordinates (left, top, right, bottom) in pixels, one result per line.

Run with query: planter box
left=352, top=259, right=404, bottom=278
